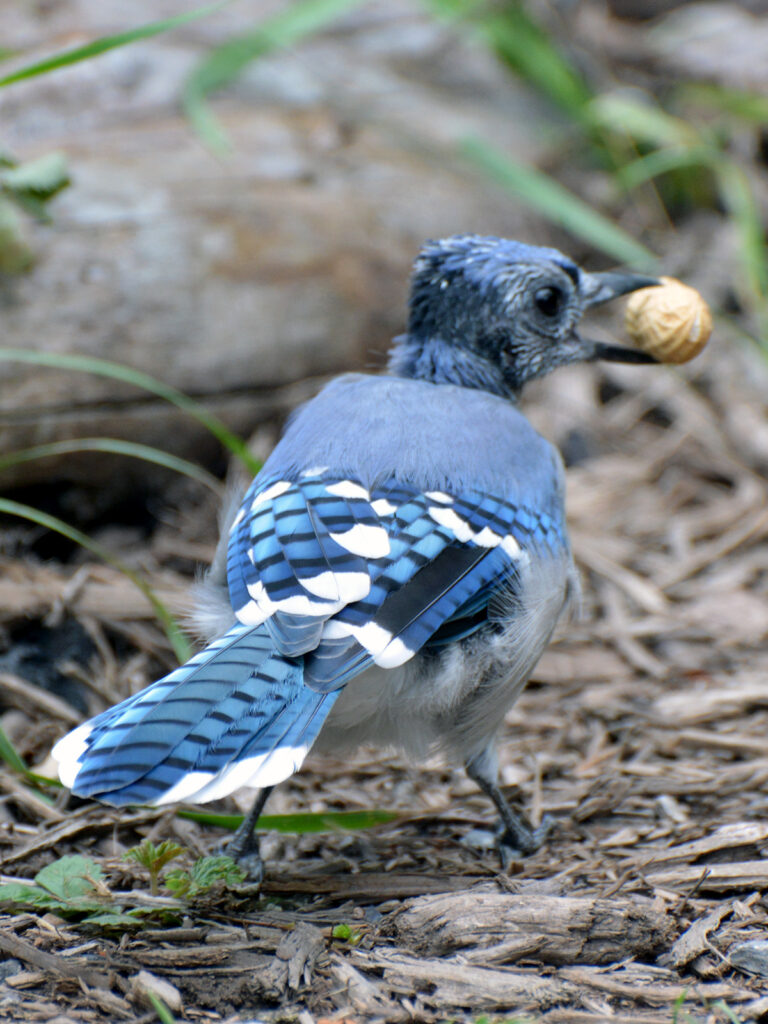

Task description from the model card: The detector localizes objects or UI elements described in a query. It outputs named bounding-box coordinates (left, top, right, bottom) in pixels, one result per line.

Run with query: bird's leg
left=465, top=748, right=554, bottom=869
left=226, top=785, right=274, bottom=882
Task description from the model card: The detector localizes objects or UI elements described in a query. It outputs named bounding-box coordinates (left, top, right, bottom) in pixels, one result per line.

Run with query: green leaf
left=331, top=921, right=362, bottom=944
left=0, top=152, right=69, bottom=200
left=165, top=855, right=245, bottom=897
left=0, top=197, right=33, bottom=273
left=82, top=910, right=144, bottom=928
left=178, top=807, right=399, bottom=833
left=0, top=347, right=259, bottom=474
left=0, top=497, right=191, bottom=663
left=189, top=854, right=246, bottom=889
left=0, top=881, right=62, bottom=910
left=460, top=136, right=656, bottom=268
left=183, top=0, right=365, bottom=152
left=0, top=438, right=221, bottom=494
left=35, top=855, right=104, bottom=902
left=0, top=2, right=226, bottom=88
left=0, top=856, right=141, bottom=923
left=126, top=839, right=185, bottom=873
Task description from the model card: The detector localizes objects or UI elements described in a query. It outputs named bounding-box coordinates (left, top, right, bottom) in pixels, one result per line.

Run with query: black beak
left=579, top=268, right=661, bottom=364
left=590, top=342, right=658, bottom=364
left=581, top=270, right=661, bottom=308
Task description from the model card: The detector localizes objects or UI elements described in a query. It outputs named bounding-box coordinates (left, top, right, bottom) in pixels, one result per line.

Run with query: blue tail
left=53, top=623, right=339, bottom=807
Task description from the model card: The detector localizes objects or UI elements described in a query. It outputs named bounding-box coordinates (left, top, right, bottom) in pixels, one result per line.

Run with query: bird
left=53, top=234, right=659, bottom=876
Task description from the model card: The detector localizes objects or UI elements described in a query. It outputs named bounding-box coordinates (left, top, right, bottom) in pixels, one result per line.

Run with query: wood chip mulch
left=2, top=334, right=768, bottom=1023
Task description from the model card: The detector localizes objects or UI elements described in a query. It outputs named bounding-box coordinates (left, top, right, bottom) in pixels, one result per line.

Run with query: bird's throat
left=388, top=335, right=515, bottom=400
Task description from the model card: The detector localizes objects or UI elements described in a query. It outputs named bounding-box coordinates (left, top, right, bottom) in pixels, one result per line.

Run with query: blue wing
left=228, top=472, right=565, bottom=691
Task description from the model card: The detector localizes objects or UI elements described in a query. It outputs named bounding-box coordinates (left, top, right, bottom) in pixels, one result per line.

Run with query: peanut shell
left=624, top=276, right=711, bottom=364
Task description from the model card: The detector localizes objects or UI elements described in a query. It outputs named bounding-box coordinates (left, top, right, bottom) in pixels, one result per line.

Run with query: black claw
left=234, top=849, right=265, bottom=885
left=497, top=813, right=555, bottom=868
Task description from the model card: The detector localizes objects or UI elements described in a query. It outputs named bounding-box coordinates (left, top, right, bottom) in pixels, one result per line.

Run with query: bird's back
left=261, top=372, right=567, bottom=520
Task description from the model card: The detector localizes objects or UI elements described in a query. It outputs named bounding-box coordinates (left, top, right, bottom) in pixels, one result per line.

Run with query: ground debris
left=128, top=970, right=182, bottom=1014
left=662, top=904, right=732, bottom=968
left=255, top=922, right=326, bottom=1000
left=348, top=946, right=582, bottom=1011
left=384, top=888, right=673, bottom=964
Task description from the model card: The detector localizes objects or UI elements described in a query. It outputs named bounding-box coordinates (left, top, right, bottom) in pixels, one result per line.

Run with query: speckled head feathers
left=390, top=234, right=658, bottom=398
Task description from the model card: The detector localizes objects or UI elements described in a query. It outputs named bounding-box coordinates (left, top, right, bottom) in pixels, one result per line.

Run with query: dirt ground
left=2, top=322, right=768, bottom=1024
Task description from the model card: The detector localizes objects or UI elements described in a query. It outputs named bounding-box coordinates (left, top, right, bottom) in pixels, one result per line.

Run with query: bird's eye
left=534, top=286, right=564, bottom=318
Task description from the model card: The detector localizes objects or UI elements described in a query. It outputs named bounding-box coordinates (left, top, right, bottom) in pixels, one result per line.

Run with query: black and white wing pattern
left=227, top=471, right=567, bottom=691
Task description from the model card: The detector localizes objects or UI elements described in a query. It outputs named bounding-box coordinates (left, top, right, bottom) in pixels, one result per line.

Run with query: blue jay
left=53, top=235, right=658, bottom=874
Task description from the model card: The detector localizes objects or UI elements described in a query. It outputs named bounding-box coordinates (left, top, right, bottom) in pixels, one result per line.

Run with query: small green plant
left=0, top=855, right=139, bottom=926
left=164, top=854, right=246, bottom=898
left=0, top=150, right=69, bottom=272
left=331, top=922, right=363, bottom=945
left=125, top=839, right=186, bottom=896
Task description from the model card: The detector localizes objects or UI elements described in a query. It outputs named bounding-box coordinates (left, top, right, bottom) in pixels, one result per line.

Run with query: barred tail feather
left=52, top=622, right=339, bottom=807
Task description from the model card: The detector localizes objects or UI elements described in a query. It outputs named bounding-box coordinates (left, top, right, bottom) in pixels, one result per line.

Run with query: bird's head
left=389, top=234, right=660, bottom=397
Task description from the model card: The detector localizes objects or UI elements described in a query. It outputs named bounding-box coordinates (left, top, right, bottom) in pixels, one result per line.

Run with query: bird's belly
left=312, top=549, right=573, bottom=765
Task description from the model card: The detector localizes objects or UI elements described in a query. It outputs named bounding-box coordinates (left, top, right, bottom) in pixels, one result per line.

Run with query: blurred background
left=1, top=0, right=767, bottom=497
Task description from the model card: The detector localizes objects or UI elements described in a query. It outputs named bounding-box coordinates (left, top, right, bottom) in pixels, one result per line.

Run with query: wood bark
left=385, top=889, right=674, bottom=965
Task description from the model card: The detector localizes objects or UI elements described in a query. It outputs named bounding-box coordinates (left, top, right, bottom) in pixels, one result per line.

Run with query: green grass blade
left=590, top=93, right=698, bottom=149
left=0, top=438, right=222, bottom=494
left=711, top=1001, right=744, bottom=1024
left=714, top=159, right=768, bottom=342
left=460, top=136, right=656, bottom=268
left=145, top=992, right=177, bottom=1024
left=617, top=147, right=714, bottom=191
left=0, top=724, right=29, bottom=775
left=715, top=161, right=768, bottom=295
left=0, top=348, right=260, bottom=475
left=478, top=8, right=593, bottom=125
left=178, top=807, right=399, bottom=833
left=183, top=0, right=365, bottom=152
left=0, top=724, right=61, bottom=792
left=425, top=0, right=592, bottom=124
left=0, top=498, right=191, bottom=663
left=0, top=2, right=226, bottom=88
left=681, top=83, right=768, bottom=125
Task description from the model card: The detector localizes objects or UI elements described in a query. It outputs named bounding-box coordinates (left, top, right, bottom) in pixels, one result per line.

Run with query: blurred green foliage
left=1, top=0, right=766, bottom=338
left=0, top=150, right=69, bottom=272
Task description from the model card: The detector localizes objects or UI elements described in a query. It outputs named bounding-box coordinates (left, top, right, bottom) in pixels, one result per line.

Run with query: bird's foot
left=219, top=830, right=265, bottom=884
left=232, top=848, right=265, bottom=885
left=497, top=813, right=555, bottom=870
